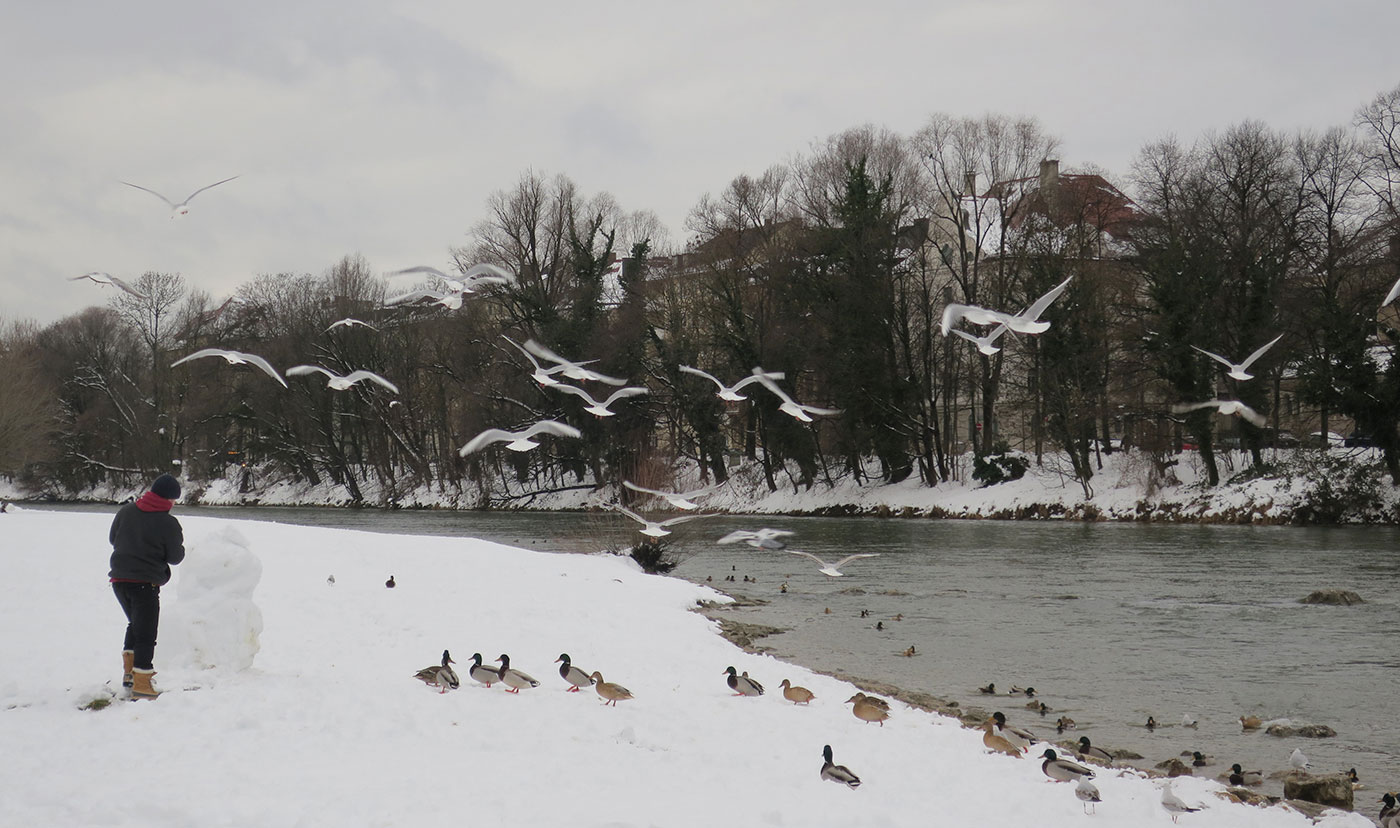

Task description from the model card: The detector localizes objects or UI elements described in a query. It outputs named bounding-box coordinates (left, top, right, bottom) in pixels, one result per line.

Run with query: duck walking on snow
left=589, top=671, right=634, bottom=706
left=413, top=650, right=459, bottom=693
left=555, top=653, right=594, bottom=692
left=847, top=693, right=891, bottom=726
left=820, top=745, right=861, bottom=789
left=724, top=666, right=764, bottom=697
left=779, top=679, right=815, bottom=705
left=495, top=654, right=539, bottom=693
left=468, top=652, right=498, bottom=688
left=1040, top=749, right=1096, bottom=783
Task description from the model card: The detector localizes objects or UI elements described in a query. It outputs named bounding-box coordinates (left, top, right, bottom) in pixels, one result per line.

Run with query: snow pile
left=0, top=507, right=1371, bottom=827
left=161, top=524, right=263, bottom=672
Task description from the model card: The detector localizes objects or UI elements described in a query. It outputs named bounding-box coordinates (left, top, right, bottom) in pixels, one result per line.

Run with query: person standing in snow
left=109, top=473, right=185, bottom=699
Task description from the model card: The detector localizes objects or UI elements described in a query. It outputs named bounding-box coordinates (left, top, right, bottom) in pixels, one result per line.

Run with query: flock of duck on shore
left=408, top=646, right=1394, bottom=820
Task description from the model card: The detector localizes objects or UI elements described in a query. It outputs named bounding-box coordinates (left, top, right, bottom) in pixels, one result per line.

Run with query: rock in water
left=1265, top=723, right=1337, bottom=738
left=162, top=526, right=264, bottom=671
left=1283, top=772, right=1353, bottom=811
left=1299, top=590, right=1363, bottom=605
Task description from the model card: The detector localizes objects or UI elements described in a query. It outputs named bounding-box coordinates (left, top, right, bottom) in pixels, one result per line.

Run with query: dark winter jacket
left=108, top=503, right=185, bottom=585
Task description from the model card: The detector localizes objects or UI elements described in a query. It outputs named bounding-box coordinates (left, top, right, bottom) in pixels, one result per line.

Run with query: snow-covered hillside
left=0, top=508, right=1370, bottom=827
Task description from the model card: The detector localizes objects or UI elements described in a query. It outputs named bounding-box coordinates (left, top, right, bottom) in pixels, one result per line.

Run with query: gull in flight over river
left=459, top=420, right=581, bottom=455
left=552, top=382, right=648, bottom=417
left=286, top=365, right=399, bottom=394
left=678, top=365, right=785, bottom=401
left=1190, top=334, right=1283, bottom=381
left=524, top=340, right=626, bottom=385
left=170, top=348, right=287, bottom=387
left=717, top=528, right=794, bottom=550
left=121, top=175, right=239, bottom=218
left=606, top=504, right=714, bottom=538
left=786, top=549, right=880, bottom=577
left=940, top=275, right=1073, bottom=337
left=70, top=272, right=149, bottom=300
left=622, top=479, right=725, bottom=510
left=1170, top=399, right=1266, bottom=428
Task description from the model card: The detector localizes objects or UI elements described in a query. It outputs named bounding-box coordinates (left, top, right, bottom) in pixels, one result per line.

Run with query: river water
left=33, top=503, right=1399, bottom=811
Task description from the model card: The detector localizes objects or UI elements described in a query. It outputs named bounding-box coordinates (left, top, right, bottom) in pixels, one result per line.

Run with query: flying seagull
left=678, top=365, right=786, bottom=401
left=951, top=324, right=1010, bottom=356
left=941, top=276, right=1073, bottom=337
left=69, top=272, right=149, bottom=300
left=605, top=504, right=713, bottom=538
left=717, top=528, right=794, bottom=550
left=389, top=263, right=513, bottom=294
left=523, top=340, right=626, bottom=385
left=551, top=382, right=648, bottom=417
left=286, top=365, right=399, bottom=394
left=382, top=288, right=463, bottom=311
left=786, top=549, right=880, bottom=577
left=1170, top=400, right=1266, bottom=428
left=1191, top=334, right=1284, bottom=381
left=121, top=175, right=239, bottom=218
left=622, top=479, right=725, bottom=510
left=750, top=371, right=841, bottom=423
left=458, top=420, right=581, bottom=456
left=171, top=348, right=287, bottom=387
left=325, top=318, right=378, bottom=333
left=503, top=335, right=591, bottom=387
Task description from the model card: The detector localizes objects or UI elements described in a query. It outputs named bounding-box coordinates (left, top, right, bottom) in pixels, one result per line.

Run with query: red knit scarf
left=135, top=491, right=173, bottom=512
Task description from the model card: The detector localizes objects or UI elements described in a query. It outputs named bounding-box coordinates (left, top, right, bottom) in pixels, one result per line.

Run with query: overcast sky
left=2, top=0, right=1396, bottom=327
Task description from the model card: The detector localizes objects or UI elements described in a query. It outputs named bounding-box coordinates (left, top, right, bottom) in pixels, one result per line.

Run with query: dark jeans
left=112, top=582, right=160, bottom=670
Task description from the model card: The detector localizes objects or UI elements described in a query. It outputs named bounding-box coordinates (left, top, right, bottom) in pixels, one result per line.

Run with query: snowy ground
left=0, top=508, right=1371, bottom=827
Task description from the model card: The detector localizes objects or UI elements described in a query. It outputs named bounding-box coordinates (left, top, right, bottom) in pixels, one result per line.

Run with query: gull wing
left=551, top=382, right=601, bottom=407
left=70, top=272, right=111, bottom=283
left=600, top=386, right=649, bottom=407
left=326, top=318, right=377, bottom=332
left=1170, top=400, right=1222, bottom=417
left=107, top=276, right=151, bottom=300
left=120, top=181, right=177, bottom=209
left=344, top=371, right=400, bottom=394
left=460, top=263, right=514, bottom=282
left=388, top=266, right=452, bottom=281
left=750, top=371, right=798, bottom=406
left=1228, top=402, right=1267, bottom=428
left=951, top=328, right=1002, bottom=354
left=797, top=403, right=842, bottom=417
left=606, top=503, right=650, bottom=526
left=383, top=289, right=449, bottom=307
left=234, top=352, right=288, bottom=387
left=729, top=369, right=786, bottom=392
left=171, top=348, right=231, bottom=367
left=622, top=480, right=669, bottom=498
left=1384, top=275, right=1400, bottom=308
left=459, top=428, right=516, bottom=456
left=182, top=175, right=240, bottom=204
left=678, top=364, right=725, bottom=389
left=1018, top=275, right=1073, bottom=321
left=1190, top=345, right=1239, bottom=371
left=519, top=420, right=582, bottom=441
left=1236, top=333, right=1284, bottom=371
left=831, top=553, right=880, bottom=568
left=716, top=530, right=756, bottom=545
left=786, top=549, right=830, bottom=567
left=286, top=364, right=336, bottom=380
left=660, top=513, right=714, bottom=528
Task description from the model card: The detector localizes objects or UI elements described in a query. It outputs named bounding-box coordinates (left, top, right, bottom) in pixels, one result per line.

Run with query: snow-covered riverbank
left=8, top=446, right=1400, bottom=524
left=0, top=508, right=1372, bottom=826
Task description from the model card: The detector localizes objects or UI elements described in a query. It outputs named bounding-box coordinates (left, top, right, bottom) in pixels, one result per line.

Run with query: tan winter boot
left=122, top=651, right=134, bottom=689
left=130, top=668, right=161, bottom=700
